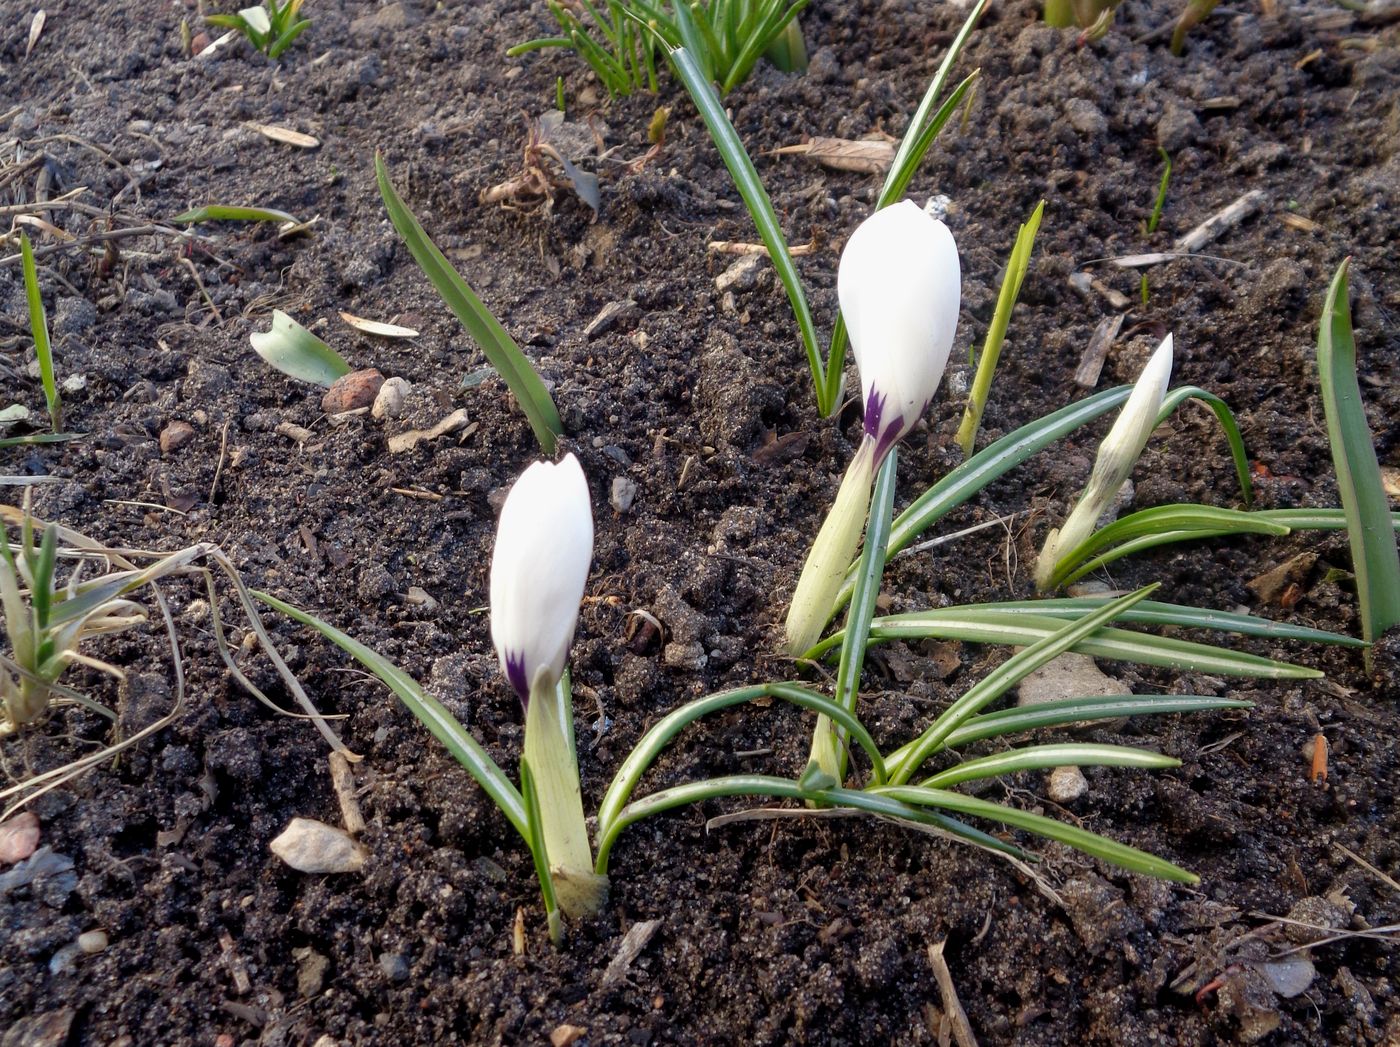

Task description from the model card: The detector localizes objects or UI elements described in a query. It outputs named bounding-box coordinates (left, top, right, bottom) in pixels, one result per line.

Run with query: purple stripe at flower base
left=864, top=389, right=925, bottom=465
left=504, top=650, right=530, bottom=703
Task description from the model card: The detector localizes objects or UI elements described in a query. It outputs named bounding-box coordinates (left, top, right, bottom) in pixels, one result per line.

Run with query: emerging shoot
left=1035, top=333, right=1173, bottom=590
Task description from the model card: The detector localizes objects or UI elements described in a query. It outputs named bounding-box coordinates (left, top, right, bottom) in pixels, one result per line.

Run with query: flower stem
left=524, top=675, right=607, bottom=919
left=785, top=440, right=877, bottom=658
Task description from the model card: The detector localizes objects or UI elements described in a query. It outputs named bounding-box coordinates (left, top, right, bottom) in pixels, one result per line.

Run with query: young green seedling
left=785, top=201, right=961, bottom=658
left=1035, top=333, right=1173, bottom=590
left=19, top=234, right=60, bottom=434
left=206, top=0, right=310, bottom=59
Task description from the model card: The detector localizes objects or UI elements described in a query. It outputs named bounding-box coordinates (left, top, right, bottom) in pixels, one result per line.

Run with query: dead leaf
left=771, top=134, right=897, bottom=175
left=339, top=312, right=419, bottom=339
left=246, top=122, right=321, bottom=149
left=26, top=10, right=45, bottom=59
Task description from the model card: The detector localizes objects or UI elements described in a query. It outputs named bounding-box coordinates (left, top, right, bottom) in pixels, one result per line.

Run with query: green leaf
left=253, top=590, right=530, bottom=844
left=942, top=695, right=1252, bottom=749
left=919, top=743, right=1178, bottom=789
left=375, top=154, right=563, bottom=454
left=666, top=45, right=826, bottom=413
left=595, top=774, right=1024, bottom=875
left=886, top=588, right=1159, bottom=784
left=970, top=596, right=1365, bottom=648
left=1045, top=505, right=1289, bottom=590
left=1317, top=259, right=1400, bottom=661
left=834, top=386, right=1136, bottom=614
left=249, top=310, right=352, bottom=388
left=875, top=785, right=1198, bottom=882
left=1157, top=386, right=1253, bottom=507
left=818, top=448, right=897, bottom=783
left=956, top=199, right=1045, bottom=455
left=1254, top=508, right=1400, bottom=531
left=0, top=433, right=80, bottom=450
left=170, top=204, right=300, bottom=225
left=822, top=607, right=1321, bottom=681
left=519, top=757, right=563, bottom=945
left=595, top=682, right=888, bottom=844
left=20, top=233, right=60, bottom=434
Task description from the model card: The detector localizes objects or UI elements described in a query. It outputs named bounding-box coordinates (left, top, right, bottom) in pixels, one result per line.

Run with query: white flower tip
left=490, top=454, right=595, bottom=702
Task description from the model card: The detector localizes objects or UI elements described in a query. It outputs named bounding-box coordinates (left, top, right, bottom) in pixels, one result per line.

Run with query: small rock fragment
left=2, top=1009, right=74, bottom=1047
left=295, top=946, right=331, bottom=997
left=550, top=1025, right=587, bottom=1047
left=378, top=952, right=410, bottom=982
left=371, top=376, right=412, bottom=420
left=60, top=374, right=87, bottom=394
left=1246, top=552, right=1317, bottom=606
left=387, top=408, right=471, bottom=454
left=405, top=586, right=439, bottom=611
left=78, top=929, right=108, bottom=954
left=269, top=818, right=368, bottom=874
left=610, top=476, right=637, bottom=513
left=583, top=299, right=639, bottom=340
left=714, top=254, right=764, bottom=294
left=1257, top=956, right=1316, bottom=998
left=0, top=811, right=40, bottom=864
left=1018, top=652, right=1129, bottom=709
left=321, top=368, right=385, bottom=415
left=160, top=420, right=196, bottom=454
left=1047, top=765, right=1088, bottom=803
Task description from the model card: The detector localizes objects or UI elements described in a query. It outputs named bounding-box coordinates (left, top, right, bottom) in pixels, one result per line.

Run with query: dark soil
left=3, top=0, right=1399, bottom=1043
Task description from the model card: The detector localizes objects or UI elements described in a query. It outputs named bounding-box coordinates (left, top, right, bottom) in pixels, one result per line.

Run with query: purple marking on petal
left=863, top=389, right=887, bottom=445
left=871, top=415, right=906, bottom=465
left=504, top=650, right=529, bottom=705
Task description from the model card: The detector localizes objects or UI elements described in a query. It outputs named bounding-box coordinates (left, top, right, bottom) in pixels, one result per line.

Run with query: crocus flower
left=490, top=453, right=606, bottom=921
left=490, top=454, right=594, bottom=704
left=1034, top=333, right=1175, bottom=589
left=784, top=201, right=962, bottom=659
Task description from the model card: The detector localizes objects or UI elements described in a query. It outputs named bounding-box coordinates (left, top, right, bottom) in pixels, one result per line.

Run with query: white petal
left=1100, top=332, right=1173, bottom=469
left=489, top=454, right=594, bottom=698
left=838, top=200, right=961, bottom=451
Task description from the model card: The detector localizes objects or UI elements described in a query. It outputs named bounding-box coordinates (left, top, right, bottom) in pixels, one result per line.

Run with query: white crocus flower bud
left=489, top=453, right=606, bottom=923
left=841, top=199, right=962, bottom=467
left=784, top=201, right=962, bottom=660
left=1035, top=333, right=1175, bottom=590
left=490, top=454, right=594, bottom=703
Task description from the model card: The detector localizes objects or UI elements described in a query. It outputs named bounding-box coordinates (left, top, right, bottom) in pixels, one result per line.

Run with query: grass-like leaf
left=519, top=757, right=563, bottom=944
left=0, top=433, right=80, bottom=450
left=20, top=234, right=60, bottom=433
left=249, top=310, right=352, bottom=388
left=941, top=694, right=1252, bottom=749
left=956, top=199, right=1045, bottom=455
left=1044, top=504, right=1289, bottom=590
left=817, top=448, right=897, bottom=783
left=1156, top=386, right=1252, bottom=507
left=171, top=204, right=300, bottom=225
left=886, top=588, right=1158, bottom=784
left=811, top=606, right=1321, bottom=680
left=595, top=682, right=889, bottom=843
left=918, top=743, right=1178, bottom=789
left=1317, top=258, right=1400, bottom=661
left=254, top=591, right=530, bottom=843
left=874, top=785, right=1198, bottom=882
left=972, top=596, right=1364, bottom=648
left=595, top=774, right=1023, bottom=875
left=376, top=154, right=563, bottom=454
left=666, top=44, right=827, bottom=412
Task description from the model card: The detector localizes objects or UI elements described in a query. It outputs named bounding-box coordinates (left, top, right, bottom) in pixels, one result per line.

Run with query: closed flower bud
left=490, top=454, right=594, bottom=703
left=839, top=199, right=962, bottom=466
left=1035, top=333, right=1175, bottom=589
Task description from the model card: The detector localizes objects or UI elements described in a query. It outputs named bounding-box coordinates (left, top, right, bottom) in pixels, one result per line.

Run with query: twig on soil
left=1074, top=314, right=1124, bottom=388
left=928, top=941, right=979, bottom=1047
left=219, top=931, right=252, bottom=994
left=179, top=256, right=223, bottom=325
left=602, top=918, right=662, bottom=988
left=1174, top=189, right=1266, bottom=252
left=1335, top=844, right=1400, bottom=894
left=898, top=512, right=1027, bottom=558
left=329, top=751, right=365, bottom=835
left=0, top=224, right=199, bottom=269
left=209, top=421, right=230, bottom=506
left=707, top=239, right=816, bottom=258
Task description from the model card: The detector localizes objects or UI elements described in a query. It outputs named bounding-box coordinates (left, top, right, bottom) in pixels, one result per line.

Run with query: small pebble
left=269, top=818, right=368, bottom=874
left=77, top=930, right=108, bottom=954
left=321, top=368, right=384, bottom=415
left=1047, top=766, right=1088, bottom=803
left=371, top=376, right=411, bottom=420
left=160, top=421, right=196, bottom=454
left=378, top=952, right=410, bottom=983
left=0, top=811, right=40, bottom=864
left=610, top=476, right=637, bottom=514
